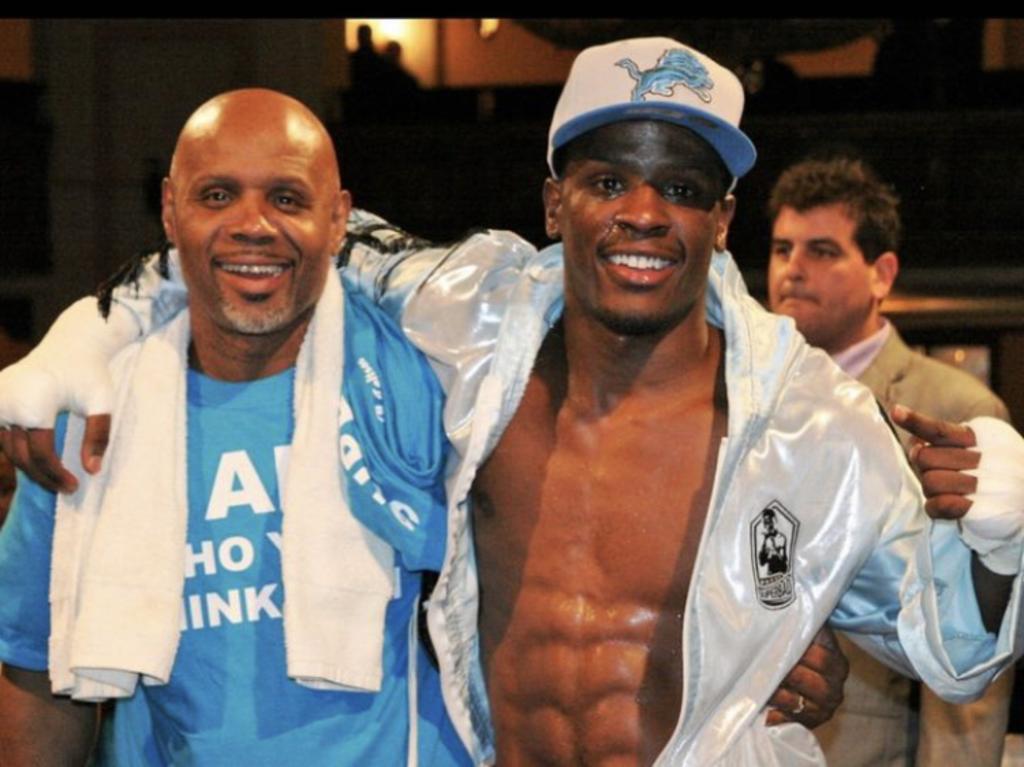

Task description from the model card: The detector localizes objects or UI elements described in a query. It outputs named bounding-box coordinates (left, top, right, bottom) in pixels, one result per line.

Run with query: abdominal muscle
left=471, top=380, right=721, bottom=765
left=469, top=320, right=726, bottom=766
left=480, top=575, right=686, bottom=767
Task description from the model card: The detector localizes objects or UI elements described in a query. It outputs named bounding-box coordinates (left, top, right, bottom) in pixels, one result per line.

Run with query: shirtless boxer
left=460, top=44, right=1010, bottom=761
left=329, top=40, right=1017, bottom=765
left=0, top=37, right=1019, bottom=766
left=470, top=115, right=734, bottom=763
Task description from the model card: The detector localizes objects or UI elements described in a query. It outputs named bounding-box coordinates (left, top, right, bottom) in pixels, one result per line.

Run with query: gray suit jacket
left=859, top=328, right=1009, bottom=454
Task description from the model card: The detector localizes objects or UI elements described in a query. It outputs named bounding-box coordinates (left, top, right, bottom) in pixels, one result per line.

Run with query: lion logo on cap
left=616, top=48, right=714, bottom=104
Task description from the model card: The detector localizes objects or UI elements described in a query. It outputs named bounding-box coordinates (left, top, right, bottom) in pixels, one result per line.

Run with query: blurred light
left=378, top=19, right=410, bottom=42
left=929, top=344, right=992, bottom=386
left=479, top=19, right=500, bottom=40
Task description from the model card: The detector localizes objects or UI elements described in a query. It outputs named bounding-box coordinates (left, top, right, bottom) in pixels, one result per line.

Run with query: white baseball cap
left=547, top=37, right=757, bottom=181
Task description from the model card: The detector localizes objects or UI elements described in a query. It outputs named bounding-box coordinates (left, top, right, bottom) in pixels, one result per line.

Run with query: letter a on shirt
left=205, top=450, right=275, bottom=520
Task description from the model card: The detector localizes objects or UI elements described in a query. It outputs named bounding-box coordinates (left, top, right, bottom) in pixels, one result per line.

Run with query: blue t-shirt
left=0, top=287, right=469, bottom=766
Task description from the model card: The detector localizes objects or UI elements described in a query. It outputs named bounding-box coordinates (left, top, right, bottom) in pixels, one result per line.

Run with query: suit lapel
left=857, top=327, right=912, bottom=409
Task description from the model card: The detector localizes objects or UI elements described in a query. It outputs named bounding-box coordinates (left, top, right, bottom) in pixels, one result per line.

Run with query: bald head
left=161, top=88, right=351, bottom=380
left=169, top=88, right=340, bottom=191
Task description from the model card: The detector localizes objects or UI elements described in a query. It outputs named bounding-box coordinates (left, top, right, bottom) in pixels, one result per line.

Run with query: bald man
left=0, top=90, right=465, bottom=766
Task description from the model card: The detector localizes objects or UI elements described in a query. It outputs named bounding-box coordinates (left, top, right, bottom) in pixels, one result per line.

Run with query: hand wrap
left=0, top=298, right=138, bottom=428
left=961, top=416, right=1024, bottom=575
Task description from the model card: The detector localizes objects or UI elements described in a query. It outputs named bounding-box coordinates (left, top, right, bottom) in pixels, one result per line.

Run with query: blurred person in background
left=768, top=155, right=1014, bottom=767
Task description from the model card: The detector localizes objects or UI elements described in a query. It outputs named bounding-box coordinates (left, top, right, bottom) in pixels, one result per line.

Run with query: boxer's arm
left=0, top=209, right=409, bottom=492
left=827, top=429, right=1016, bottom=704
left=893, top=406, right=1021, bottom=632
left=345, top=214, right=556, bottom=459
left=0, top=249, right=186, bottom=492
left=343, top=212, right=541, bottom=327
left=0, top=209, right=438, bottom=486
left=0, top=665, right=98, bottom=765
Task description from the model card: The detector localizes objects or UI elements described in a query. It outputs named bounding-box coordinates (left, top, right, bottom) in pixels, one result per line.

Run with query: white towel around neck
left=50, top=268, right=395, bottom=700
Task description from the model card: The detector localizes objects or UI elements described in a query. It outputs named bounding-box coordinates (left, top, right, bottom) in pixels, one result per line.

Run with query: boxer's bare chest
left=472, top=334, right=726, bottom=766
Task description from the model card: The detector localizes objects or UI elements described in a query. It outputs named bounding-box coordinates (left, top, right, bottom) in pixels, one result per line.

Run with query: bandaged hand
left=0, top=298, right=137, bottom=492
left=960, top=417, right=1024, bottom=574
left=893, top=406, right=1024, bottom=575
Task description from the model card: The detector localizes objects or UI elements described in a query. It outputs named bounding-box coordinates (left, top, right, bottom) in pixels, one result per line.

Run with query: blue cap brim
left=551, top=102, right=757, bottom=179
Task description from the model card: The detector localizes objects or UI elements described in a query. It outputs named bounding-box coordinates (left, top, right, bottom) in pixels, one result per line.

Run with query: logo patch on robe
left=750, top=501, right=799, bottom=609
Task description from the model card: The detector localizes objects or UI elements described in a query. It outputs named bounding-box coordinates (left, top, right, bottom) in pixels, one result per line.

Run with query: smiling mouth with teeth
left=606, top=254, right=673, bottom=271
left=217, top=263, right=289, bottom=276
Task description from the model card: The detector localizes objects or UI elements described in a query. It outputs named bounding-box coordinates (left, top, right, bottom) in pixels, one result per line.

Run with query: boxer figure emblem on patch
left=750, top=501, right=799, bottom=609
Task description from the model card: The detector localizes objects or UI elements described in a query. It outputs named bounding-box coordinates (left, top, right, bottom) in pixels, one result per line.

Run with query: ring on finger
left=793, top=694, right=806, bottom=715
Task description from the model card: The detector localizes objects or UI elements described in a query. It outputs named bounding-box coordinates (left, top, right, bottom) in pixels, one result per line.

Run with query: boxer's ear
left=542, top=177, right=563, bottom=241
left=715, top=194, right=736, bottom=252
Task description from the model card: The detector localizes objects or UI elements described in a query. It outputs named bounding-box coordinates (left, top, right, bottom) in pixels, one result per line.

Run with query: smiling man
left=1, top=39, right=1023, bottom=767
left=468, top=112, right=739, bottom=766
left=358, top=39, right=1019, bottom=764
left=385, top=41, right=1018, bottom=764
left=0, top=89, right=462, bottom=766
left=768, top=156, right=1014, bottom=767
left=167, top=90, right=346, bottom=379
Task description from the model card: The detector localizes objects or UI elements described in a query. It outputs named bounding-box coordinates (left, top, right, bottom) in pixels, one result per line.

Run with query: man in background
left=768, top=156, right=1014, bottom=767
